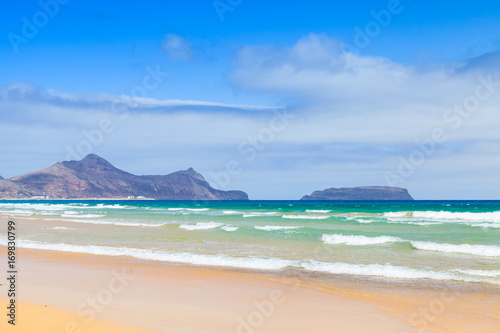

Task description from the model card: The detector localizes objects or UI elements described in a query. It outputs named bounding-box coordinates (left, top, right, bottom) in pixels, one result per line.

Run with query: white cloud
left=229, top=33, right=500, bottom=144
left=162, top=34, right=193, bottom=62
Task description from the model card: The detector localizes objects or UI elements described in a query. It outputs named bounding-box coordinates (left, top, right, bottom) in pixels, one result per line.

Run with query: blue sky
left=1, top=0, right=500, bottom=199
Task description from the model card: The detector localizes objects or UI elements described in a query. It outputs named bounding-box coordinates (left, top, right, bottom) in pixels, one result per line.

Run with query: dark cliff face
left=301, top=186, right=414, bottom=201
left=0, top=154, right=248, bottom=200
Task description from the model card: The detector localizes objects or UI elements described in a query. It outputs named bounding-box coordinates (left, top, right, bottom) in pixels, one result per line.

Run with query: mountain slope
left=0, top=154, right=248, bottom=200
left=301, top=186, right=414, bottom=201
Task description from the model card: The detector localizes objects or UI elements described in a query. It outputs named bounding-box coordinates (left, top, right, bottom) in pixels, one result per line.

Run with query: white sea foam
left=383, top=211, right=411, bottom=218
left=340, top=213, right=379, bottom=218
left=222, top=210, right=243, bottom=215
left=0, top=203, right=71, bottom=211
left=168, top=208, right=210, bottom=213
left=305, top=209, right=331, bottom=213
left=282, top=215, right=329, bottom=220
left=386, top=219, right=443, bottom=226
left=112, top=222, right=165, bottom=227
left=0, top=209, right=34, bottom=216
left=243, top=212, right=278, bottom=217
left=49, top=227, right=75, bottom=230
left=410, top=241, right=500, bottom=257
left=255, top=226, right=301, bottom=231
left=1, top=238, right=498, bottom=284
left=61, top=214, right=106, bottom=218
left=384, top=210, right=500, bottom=222
left=47, top=218, right=164, bottom=228
left=342, top=215, right=381, bottom=224
left=94, top=204, right=131, bottom=209
left=466, top=222, right=500, bottom=229
left=454, top=269, right=500, bottom=277
left=0, top=239, right=295, bottom=270
left=322, top=234, right=402, bottom=246
left=412, top=211, right=500, bottom=222
left=0, top=203, right=132, bottom=219
left=355, top=219, right=379, bottom=224
left=300, top=261, right=462, bottom=282
left=406, top=222, right=442, bottom=226
left=321, top=234, right=500, bottom=257
left=179, top=222, right=222, bottom=230
left=221, top=226, right=239, bottom=232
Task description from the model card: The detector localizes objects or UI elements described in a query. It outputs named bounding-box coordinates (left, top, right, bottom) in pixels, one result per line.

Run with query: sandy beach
left=3, top=0, right=500, bottom=331
left=0, top=245, right=498, bottom=333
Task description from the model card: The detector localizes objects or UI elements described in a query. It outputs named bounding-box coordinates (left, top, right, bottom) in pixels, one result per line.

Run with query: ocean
left=1, top=200, right=499, bottom=287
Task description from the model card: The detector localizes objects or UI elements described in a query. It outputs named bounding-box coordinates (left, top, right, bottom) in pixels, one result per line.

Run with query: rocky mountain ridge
left=0, top=154, right=248, bottom=200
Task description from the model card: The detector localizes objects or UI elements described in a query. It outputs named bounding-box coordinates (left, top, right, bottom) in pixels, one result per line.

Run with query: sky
left=1, top=0, right=500, bottom=199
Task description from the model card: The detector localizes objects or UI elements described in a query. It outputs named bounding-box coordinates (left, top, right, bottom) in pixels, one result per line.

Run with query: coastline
left=1, top=245, right=499, bottom=332
left=0, top=245, right=426, bottom=333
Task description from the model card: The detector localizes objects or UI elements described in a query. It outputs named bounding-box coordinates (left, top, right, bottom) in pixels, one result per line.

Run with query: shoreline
left=1, top=246, right=499, bottom=332
left=0, top=246, right=429, bottom=333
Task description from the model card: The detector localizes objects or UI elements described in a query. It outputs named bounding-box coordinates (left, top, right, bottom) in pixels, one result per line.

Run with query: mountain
left=0, top=175, right=3, bottom=180
left=301, top=186, right=414, bottom=201
left=0, top=154, right=248, bottom=200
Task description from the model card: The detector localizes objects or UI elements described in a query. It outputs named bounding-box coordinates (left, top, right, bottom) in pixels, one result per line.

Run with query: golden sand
left=0, top=300, right=157, bottom=333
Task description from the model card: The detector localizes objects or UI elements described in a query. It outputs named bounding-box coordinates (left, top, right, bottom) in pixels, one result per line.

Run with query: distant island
left=0, top=154, right=248, bottom=200
left=301, top=186, right=414, bottom=201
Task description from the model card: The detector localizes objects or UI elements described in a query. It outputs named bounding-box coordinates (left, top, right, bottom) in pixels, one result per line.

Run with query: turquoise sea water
left=1, top=200, right=499, bottom=286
